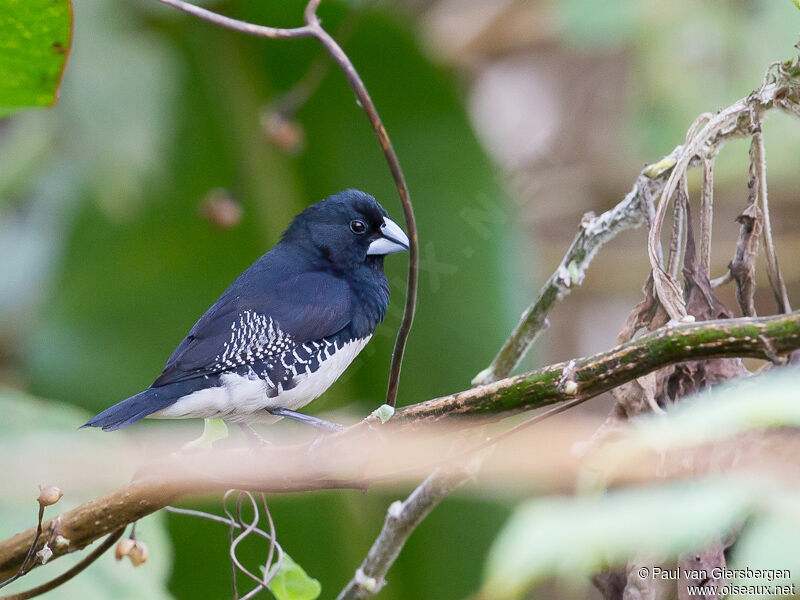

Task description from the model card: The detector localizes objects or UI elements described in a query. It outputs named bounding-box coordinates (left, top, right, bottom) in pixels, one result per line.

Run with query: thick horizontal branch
left=1, top=311, right=798, bottom=582
left=399, top=311, right=800, bottom=423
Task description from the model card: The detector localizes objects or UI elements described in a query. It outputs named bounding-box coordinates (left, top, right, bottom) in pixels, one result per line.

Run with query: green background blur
left=2, top=0, right=516, bottom=597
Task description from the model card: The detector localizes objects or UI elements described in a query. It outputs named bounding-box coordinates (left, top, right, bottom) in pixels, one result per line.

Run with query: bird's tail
left=81, top=387, right=177, bottom=431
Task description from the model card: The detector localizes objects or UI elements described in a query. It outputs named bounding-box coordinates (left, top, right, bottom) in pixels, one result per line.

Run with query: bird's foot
left=237, top=423, right=272, bottom=446
left=266, top=407, right=345, bottom=432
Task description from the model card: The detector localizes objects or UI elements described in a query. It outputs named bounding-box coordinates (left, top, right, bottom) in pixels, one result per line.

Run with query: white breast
left=150, top=336, right=371, bottom=423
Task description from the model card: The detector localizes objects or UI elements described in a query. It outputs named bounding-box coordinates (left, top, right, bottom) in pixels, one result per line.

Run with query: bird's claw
left=266, top=407, right=345, bottom=432
left=237, top=423, right=273, bottom=446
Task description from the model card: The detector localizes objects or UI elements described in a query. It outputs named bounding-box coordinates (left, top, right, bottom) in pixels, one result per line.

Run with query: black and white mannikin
left=83, top=190, right=409, bottom=432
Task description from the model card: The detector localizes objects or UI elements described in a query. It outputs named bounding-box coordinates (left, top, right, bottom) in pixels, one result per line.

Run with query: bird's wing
left=152, top=271, right=353, bottom=386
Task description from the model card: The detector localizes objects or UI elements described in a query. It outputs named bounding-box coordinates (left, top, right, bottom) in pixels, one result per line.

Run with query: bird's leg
left=237, top=423, right=272, bottom=446
left=265, top=408, right=345, bottom=432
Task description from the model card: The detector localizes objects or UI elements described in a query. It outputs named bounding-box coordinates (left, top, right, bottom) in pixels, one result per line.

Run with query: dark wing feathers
left=153, top=271, right=353, bottom=387
left=268, top=272, right=353, bottom=340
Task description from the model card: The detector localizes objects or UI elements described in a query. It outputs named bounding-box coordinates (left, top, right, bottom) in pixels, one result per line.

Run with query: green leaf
left=483, top=480, right=754, bottom=599
left=0, top=0, right=73, bottom=115
left=267, top=554, right=322, bottom=600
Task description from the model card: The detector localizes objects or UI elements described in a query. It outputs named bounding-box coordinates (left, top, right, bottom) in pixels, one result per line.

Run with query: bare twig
left=0, top=529, right=124, bottom=600
left=472, top=146, right=682, bottom=386
left=730, top=130, right=765, bottom=317
left=261, top=494, right=278, bottom=596
left=666, top=175, right=688, bottom=281
left=308, top=23, right=418, bottom=406
left=153, top=0, right=314, bottom=39
left=153, top=0, right=418, bottom=408
left=699, top=155, right=715, bottom=277
left=751, top=122, right=792, bottom=313
left=165, top=505, right=235, bottom=526
left=168, top=492, right=284, bottom=600
left=336, top=469, right=471, bottom=600
left=223, top=490, right=284, bottom=600
left=0, top=510, right=42, bottom=591
left=269, top=9, right=365, bottom=120
left=0, top=489, right=58, bottom=592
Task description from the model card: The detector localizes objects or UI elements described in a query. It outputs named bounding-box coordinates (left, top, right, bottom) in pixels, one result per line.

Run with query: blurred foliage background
left=1, top=0, right=799, bottom=598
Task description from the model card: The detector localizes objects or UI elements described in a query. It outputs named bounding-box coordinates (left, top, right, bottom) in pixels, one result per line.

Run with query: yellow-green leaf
left=267, top=555, right=322, bottom=600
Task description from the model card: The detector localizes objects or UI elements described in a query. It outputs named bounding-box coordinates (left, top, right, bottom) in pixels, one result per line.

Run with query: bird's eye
left=349, top=219, right=367, bottom=234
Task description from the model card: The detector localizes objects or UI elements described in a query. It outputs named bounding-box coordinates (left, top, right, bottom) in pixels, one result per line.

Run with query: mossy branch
left=402, top=311, right=799, bottom=423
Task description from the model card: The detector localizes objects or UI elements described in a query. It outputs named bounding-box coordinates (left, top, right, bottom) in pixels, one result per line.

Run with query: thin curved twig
left=306, top=24, right=418, bottom=407
left=751, top=121, right=791, bottom=313
left=0, top=529, right=125, bottom=600
left=222, top=490, right=284, bottom=600
left=269, top=9, right=366, bottom=120
left=154, top=0, right=314, bottom=39
left=168, top=501, right=283, bottom=600
left=699, top=155, right=716, bottom=277
left=0, top=505, right=45, bottom=592
left=260, top=493, right=277, bottom=594
left=169, top=492, right=284, bottom=600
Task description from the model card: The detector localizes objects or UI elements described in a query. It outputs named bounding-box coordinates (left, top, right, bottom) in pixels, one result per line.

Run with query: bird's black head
left=281, top=189, right=409, bottom=272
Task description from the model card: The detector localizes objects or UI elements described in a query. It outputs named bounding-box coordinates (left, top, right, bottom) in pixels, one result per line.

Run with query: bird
left=82, top=189, right=409, bottom=433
